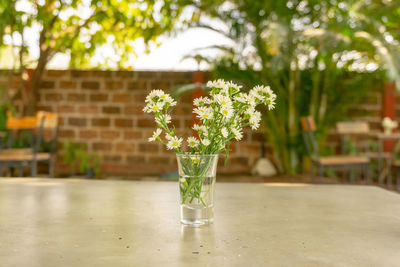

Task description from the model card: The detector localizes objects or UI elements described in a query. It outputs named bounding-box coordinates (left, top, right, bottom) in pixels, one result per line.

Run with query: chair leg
left=31, top=161, right=37, bottom=177
left=318, top=165, right=324, bottom=183
left=387, top=158, right=392, bottom=189
left=365, top=164, right=370, bottom=185
left=396, top=167, right=400, bottom=192
left=17, top=165, right=23, bottom=177
left=49, top=158, right=54, bottom=178
left=310, top=164, right=315, bottom=183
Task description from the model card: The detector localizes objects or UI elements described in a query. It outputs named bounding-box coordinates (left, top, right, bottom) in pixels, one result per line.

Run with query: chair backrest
left=336, top=121, right=370, bottom=134
left=6, top=111, right=36, bottom=130
left=300, top=116, right=319, bottom=159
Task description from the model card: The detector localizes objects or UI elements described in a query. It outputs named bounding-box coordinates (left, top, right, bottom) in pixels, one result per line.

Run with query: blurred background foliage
left=177, top=0, right=400, bottom=174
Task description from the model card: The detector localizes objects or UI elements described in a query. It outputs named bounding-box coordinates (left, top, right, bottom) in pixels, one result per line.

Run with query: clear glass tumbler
left=176, top=153, right=219, bottom=226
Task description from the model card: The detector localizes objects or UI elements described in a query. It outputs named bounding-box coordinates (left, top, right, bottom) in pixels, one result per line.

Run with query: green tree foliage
left=0, top=0, right=185, bottom=115
left=180, top=0, right=400, bottom=174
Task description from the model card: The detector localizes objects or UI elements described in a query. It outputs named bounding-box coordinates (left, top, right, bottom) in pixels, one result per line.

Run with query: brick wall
left=0, top=70, right=390, bottom=176
left=34, top=70, right=264, bottom=176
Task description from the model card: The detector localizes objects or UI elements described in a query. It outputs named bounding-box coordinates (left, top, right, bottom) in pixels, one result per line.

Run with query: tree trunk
left=24, top=50, right=49, bottom=116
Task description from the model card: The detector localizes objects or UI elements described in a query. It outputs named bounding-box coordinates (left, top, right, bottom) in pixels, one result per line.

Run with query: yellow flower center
left=172, top=141, right=178, bottom=146
left=222, top=109, right=228, bottom=115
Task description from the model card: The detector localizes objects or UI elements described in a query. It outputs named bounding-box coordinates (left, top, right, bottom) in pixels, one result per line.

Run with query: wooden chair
left=301, top=116, right=370, bottom=183
left=0, top=111, right=59, bottom=177
left=336, top=121, right=392, bottom=184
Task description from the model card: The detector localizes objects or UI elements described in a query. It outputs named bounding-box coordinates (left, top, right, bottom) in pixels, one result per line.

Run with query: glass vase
left=176, top=153, right=219, bottom=226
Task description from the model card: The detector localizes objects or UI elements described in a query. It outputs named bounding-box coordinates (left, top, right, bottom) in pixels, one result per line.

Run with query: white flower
left=220, top=106, right=233, bottom=120
left=207, top=79, right=229, bottom=95
left=148, top=128, right=162, bottom=142
left=250, top=85, right=276, bottom=109
left=207, top=79, right=228, bottom=90
left=187, top=137, right=200, bottom=148
left=149, top=102, right=164, bottom=113
left=193, top=124, right=208, bottom=135
left=194, top=107, right=213, bottom=121
left=193, top=97, right=211, bottom=107
left=142, top=104, right=151, bottom=113
left=226, top=81, right=242, bottom=91
left=145, top=89, right=164, bottom=103
left=221, top=127, right=229, bottom=138
left=233, top=93, right=248, bottom=104
left=164, top=114, right=171, bottom=124
left=201, top=138, right=211, bottom=146
left=162, top=95, right=177, bottom=107
left=165, top=133, right=173, bottom=141
left=214, top=94, right=232, bottom=108
left=249, top=111, right=261, bottom=130
left=232, top=127, right=243, bottom=141
left=155, top=114, right=171, bottom=125
left=167, top=136, right=182, bottom=150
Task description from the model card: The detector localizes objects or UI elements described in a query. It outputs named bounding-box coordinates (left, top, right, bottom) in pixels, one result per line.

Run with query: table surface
left=0, top=179, right=400, bottom=267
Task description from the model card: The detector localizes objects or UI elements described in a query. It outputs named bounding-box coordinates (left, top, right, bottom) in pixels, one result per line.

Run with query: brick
left=124, top=106, right=143, bottom=115
left=132, top=93, right=146, bottom=102
left=105, top=81, right=124, bottom=90
left=92, top=118, right=110, bottom=127
left=150, top=81, right=170, bottom=89
left=115, top=118, right=133, bottom=128
left=103, top=155, right=122, bottom=163
left=68, top=93, right=87, bottom=102
left=58, top=129, right=75, bottom=138
left=240, top=144, right=260, bottom=154
left=71, top=70, right=90, bottom=78
left=148, top=156, right=170, bottom=164
left=90, top=93, right=108, bottom=102
left=138, top=143, right=158, bottom=153
left=79, top=105, right=99, bottom=114
left=40, top=80, right=55, bottom=89
left=103, top=106, right=121, bottom=114
left=68, top=117, right=87, bottom=127
left=127, top=81, right=147, bottom=90
left=137, top=119, right=155, bottom=128
left=92, top=142, right=112, bottom=151
left=45, top=93, right=63, bottom=101
left=59, top=81, right=77, bottom=89
left=46, top=70, right=67, bottom=77
left=126, top=156, right=145, bottom=164
left=57, top=105, right=75, bottom=113
left=229, top=157, right=249, bottom=166
left=79, top=130, right=98, bottom=139
left=114, top=71, right=135, bottom=78
left=115, top=143, right=135, bottom=152
left=137, top=71, right=158, bottom=79
left=81, top=81, right=100, bottom=90
left=36, top=105, right=52, bottom=112
left=124, top=130, right=142, bottom=140
left=90, top=70, right=112, bottom=78
left=100, top=130, right=120, bottom=139
left=112, top=93, right=131, bottom=103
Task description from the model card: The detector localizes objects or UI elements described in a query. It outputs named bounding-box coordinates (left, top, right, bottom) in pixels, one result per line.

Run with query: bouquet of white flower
left=143, top=79, right=276, bottom=225
left=143, top=79, right=276, bottom=154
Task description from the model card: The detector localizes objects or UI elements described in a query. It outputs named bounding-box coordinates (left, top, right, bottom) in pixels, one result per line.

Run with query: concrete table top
left=0, top=179, right=399, bottom=267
